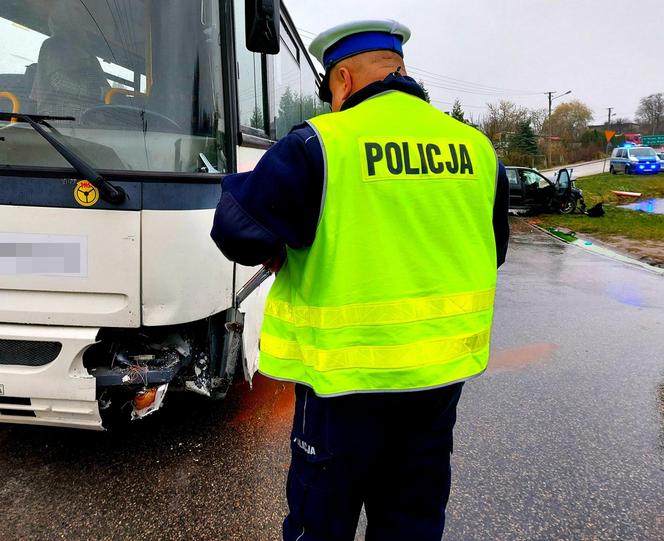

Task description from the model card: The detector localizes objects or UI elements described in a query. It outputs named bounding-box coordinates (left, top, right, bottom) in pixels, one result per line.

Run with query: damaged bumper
left=0, top=323, right=103, bottom=430
left=0, top=324, right=187, bottom=429
left=0, top=309, right=246, bottom=430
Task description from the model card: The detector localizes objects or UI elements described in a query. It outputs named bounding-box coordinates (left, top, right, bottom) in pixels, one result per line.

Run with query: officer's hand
left=263, top=249, right=286, bottom=273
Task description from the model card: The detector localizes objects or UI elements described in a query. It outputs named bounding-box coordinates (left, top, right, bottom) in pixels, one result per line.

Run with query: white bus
left=0, top=0, right=325, bottom=429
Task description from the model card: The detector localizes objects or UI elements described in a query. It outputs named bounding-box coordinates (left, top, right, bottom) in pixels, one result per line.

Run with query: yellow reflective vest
left=259, top=90, right=498, bottom=396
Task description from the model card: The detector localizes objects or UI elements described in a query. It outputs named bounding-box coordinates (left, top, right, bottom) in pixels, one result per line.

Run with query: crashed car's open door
left=556, top=168, right=572, bottom=199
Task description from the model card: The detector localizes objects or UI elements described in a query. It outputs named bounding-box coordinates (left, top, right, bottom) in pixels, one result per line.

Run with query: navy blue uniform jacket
left=211, top=75, right=509, bottom=268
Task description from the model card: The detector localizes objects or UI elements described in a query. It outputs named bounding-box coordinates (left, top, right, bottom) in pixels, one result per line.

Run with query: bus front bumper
left=0, top=324, right=103, bottom=430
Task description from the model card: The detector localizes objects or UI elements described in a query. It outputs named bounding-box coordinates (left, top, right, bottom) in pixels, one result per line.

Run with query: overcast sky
left=285, top=0, right=664, bottom=125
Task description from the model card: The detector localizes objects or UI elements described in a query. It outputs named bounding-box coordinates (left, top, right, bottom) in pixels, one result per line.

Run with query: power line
left=408, top=66, right=539, bottom=95
left=430, top=99, right=488, bottom=111
left=417, top=77, right=540, bottom=97
left=297, top=27, right=316, bottom=37
left=410, top=70, right=542, bottom=97
left=413, top=80, right=541, bottom=98
left=295, top=26, right=541, bottom=99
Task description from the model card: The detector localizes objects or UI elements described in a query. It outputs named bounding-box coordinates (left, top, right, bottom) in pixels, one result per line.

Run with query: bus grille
left=0, top=339, right=62, bottom=366
left=0, top=396, right=36, bottom=417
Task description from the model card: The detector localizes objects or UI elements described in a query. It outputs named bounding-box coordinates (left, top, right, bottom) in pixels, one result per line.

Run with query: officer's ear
left=338, top=67, right=353, bottom=99
left=330, top=66, right=353, bottom=112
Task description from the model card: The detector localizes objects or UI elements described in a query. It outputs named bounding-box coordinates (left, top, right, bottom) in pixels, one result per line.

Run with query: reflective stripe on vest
left=259, top=90, right=498, bottom=395
left=264, top=288, right=495, bottom=329
left=261, top=329, right=491, bottom=372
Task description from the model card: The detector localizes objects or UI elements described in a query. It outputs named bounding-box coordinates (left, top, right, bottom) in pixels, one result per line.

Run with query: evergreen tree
left=511, top=120, right=539, bottom=155
left=276, top=90, right=331, bottom=138
left=250, top=106, right=264, bottom=130
left=417, top=80, right=431, bottom=103
left=451, top=99, right=465, bottom=122
left=275, top=87, right=301, bottom=139
left=301, top=94, right=328, bottom=121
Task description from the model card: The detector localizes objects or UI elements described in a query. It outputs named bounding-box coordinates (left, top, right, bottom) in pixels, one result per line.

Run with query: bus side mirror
left=245, top=0, right=281, bottom=54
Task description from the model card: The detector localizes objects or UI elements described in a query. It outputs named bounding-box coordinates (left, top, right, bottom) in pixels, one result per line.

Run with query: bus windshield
left=0, top=0, right=224, bottom=174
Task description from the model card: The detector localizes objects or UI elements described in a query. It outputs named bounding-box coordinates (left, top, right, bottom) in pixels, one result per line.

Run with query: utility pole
left=546, top=92, right=555, bottom=169
left=602, top=108, right=615, bottom=173
left=545, top=90, right=572, bottom=168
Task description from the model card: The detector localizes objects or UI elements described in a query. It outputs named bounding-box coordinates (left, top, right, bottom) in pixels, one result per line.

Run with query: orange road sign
left=604, top=130, right=616, bottom=142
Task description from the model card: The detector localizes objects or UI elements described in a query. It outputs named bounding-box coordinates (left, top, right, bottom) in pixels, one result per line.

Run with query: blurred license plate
left=0, top=233, right=87, bottom=276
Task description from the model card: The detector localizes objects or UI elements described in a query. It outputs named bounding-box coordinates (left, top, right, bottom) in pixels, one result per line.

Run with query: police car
left=609, top=146, right=661, bottom=175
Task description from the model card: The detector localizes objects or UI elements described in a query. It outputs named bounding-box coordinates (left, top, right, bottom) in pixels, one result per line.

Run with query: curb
left=525, top=221, right=664, bottom=276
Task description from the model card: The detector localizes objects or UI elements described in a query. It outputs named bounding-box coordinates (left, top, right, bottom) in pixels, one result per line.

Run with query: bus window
left=234, top=0, right=266, bottom=135
left=0, top=15, right=49, bottom=115
left=300, top=55, right=327, bottom=123
left=273, top=28, right=302, bottom=139
left=271, top=19, right=327, bottom=140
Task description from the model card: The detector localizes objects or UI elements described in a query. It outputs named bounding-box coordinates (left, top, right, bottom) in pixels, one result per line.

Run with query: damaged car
left=507, top=166, right=586, bottom=215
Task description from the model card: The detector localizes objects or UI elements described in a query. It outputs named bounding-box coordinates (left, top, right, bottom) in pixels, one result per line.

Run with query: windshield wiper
left=0, top=112, right=126, bottom=204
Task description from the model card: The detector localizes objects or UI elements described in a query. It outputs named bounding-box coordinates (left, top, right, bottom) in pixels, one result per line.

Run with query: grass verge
left=529, top=172, right=664, bottom=263
left=569, top=172, right=664, bottom=206
left=535, top=206, right=664, bottom=242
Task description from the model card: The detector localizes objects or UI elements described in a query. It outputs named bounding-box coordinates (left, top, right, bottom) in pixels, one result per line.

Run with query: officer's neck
left=340, top=73, right=428, bottom=111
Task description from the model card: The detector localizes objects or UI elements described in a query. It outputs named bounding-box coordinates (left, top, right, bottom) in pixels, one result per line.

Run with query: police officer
left=212, top=19, right=509, bottom=541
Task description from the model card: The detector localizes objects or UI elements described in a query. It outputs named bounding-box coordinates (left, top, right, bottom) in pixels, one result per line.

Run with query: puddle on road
left=489, top=343, right=559, bottom=371
left=606, top=283, right=648, bottom=307
left=620, top=198, right=664, bottom=215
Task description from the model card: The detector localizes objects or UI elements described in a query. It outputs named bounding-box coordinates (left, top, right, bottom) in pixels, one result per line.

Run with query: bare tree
left=465, top=112, right=480, bottom=129
left=543, top=100, right=593, bottom=144
left=528, top=108, right=548, bottom=136
left=481, top=100, right=530, bottom=142
left=612, top=117, right=633, bottom=133
left=636, top=93, right=664, bottom=135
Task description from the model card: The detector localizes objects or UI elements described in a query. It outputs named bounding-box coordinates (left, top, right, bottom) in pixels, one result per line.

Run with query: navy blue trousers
left=283, top=382, right=464, bottom=541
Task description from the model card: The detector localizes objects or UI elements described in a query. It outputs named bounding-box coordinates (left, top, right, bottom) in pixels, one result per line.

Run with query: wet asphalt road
left=1, top=219, right=663, bottom=540
left=542, top=159, right=606, bottom=179
left=446, top=221, right=664, bottom=540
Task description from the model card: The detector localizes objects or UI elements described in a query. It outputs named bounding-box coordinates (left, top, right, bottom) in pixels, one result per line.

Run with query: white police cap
left=309, top=19, right=411, bottom=70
